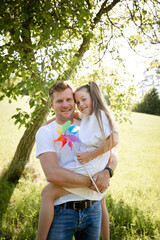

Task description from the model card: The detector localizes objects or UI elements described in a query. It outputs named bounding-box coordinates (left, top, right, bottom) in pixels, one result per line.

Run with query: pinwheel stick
left=72, top=143, right=102, bottom=198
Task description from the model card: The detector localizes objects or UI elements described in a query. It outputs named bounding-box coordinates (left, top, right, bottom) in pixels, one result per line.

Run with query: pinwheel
left=54, top=120, right=80, bottom=150
left=54, top=120, right=102, bottom=197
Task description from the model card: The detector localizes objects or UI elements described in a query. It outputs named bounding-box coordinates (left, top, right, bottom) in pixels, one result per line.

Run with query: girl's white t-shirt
left=64, top=110, right=111, bottom=200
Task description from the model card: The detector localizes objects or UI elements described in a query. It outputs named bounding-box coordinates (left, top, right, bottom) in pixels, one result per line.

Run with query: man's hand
left=89, top=169, right=110, bottom=193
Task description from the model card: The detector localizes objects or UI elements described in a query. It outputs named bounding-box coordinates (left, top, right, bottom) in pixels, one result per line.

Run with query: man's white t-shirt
left=36, top=111, right=111, bottom=204
left=36, top=119, right=86, bottom=205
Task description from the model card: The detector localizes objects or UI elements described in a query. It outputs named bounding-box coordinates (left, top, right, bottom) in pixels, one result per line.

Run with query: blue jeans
left=47, top=201, right=101, bottom=240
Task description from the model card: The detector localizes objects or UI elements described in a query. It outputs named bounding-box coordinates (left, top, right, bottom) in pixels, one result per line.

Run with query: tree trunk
left=2, top=106, right=48, bottom=183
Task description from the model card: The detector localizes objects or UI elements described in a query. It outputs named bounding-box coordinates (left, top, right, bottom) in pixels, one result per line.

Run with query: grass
left=0, top=98, right=160, bottom=239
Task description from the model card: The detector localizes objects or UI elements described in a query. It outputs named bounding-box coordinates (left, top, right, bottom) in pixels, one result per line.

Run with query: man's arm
left=39, top=152, right=92, bottom=188
left=89, top=149, right=118, bottom=193
left=105, top=148, right=118, bottom=171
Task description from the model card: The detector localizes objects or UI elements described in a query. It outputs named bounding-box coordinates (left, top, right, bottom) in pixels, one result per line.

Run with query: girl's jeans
left=47, top=200, right=102, bottom=240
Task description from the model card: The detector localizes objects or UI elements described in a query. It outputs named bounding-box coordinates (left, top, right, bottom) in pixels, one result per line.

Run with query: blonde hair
left=49, top=81, right=73, bottom=102
left=75, top=81, right=117, bottom=134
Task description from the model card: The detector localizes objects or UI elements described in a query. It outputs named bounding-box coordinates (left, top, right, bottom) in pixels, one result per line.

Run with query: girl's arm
left=77, top=131, right=119, bottom=165
left=42, top=117, right=56, bottom=126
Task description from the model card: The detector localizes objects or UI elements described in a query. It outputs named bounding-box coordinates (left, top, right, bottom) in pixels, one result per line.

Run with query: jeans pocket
left=91, top=201, right=101, bottom=213
left=54, top=206, right=63, bottom=215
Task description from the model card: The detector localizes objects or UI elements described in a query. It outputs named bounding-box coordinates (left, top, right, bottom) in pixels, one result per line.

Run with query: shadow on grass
left=0, top=176, right=18, bottom=234
left=0, top=176, right=40, bottom=239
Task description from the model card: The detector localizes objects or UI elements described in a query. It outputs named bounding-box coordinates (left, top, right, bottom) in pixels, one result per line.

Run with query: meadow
left=0, top=98, right=160, bottom=240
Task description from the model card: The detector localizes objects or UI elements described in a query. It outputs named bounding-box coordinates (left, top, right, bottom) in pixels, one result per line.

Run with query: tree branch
left=92, top=0, right=121, bottom=29
left=62, top=0, right=121, bottom=79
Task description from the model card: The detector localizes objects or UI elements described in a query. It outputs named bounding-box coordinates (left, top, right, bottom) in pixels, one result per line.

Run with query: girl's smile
left=74, top=89, right=93, bottom=116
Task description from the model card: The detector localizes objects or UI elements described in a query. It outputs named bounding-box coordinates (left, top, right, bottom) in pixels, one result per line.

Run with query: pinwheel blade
left=65, top=125, right=80, bottom=134
left=65, top=133, right=80, bottom=142
left=62, top=120, right=71, bottom=133
left=68, top=140, right=72, bottom=150
left=61, top=137, right=67, bottom=149
left=65, top=135, right=73, bottom=150
left=56, top=125, right=62, bottom=135
left=54, top=135, right=63, bottom=142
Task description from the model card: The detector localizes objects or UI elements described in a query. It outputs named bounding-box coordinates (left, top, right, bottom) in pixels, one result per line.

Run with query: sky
left=118, top=43, right=160, bottom=96
left=119, top=46, right=155, bottom=82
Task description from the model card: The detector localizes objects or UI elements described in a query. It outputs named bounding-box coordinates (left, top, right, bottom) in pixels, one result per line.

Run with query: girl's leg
left=36, top=183, right=68, bottom=240
left=101, top=197, right=110, bottom=240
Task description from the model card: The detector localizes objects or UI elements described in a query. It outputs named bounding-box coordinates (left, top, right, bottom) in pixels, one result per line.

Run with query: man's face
left=51, top=88, right=75, bottom=124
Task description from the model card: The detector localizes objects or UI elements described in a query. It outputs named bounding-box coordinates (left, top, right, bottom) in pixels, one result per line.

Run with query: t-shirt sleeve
left=100, top=110, right=112, bottom=139
left=35, top=126, right=56, bottom=158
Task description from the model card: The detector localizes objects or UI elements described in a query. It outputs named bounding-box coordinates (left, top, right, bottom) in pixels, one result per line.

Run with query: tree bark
left=2, top=106, right=48, bottom=183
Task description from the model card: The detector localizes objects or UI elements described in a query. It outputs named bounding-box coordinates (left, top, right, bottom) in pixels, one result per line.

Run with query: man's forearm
left=47, top=165, right=92, bottom=188
left=90, top=149, right=118, bottom=193
left=106, top=149, right=118, bottom=171
left=40, top=152, right=92, bottom=188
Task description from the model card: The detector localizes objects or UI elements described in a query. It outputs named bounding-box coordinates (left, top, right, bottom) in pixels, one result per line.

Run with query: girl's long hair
left=75, top=81, right=117, bottom=135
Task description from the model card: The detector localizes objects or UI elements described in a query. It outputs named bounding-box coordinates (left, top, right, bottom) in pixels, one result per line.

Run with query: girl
left=36, top=81, right=118, bottom=240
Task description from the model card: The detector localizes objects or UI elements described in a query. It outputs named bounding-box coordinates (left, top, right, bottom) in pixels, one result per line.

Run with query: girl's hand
left=77, top=152, right=93, bottom=165
left=73, top=111, right=81, bottom=120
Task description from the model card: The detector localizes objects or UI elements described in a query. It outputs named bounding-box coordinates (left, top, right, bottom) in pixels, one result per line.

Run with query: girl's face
left=74, top=89, right=93, bottom=116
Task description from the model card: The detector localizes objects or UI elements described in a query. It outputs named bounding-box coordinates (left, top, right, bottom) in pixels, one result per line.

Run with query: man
left=36, top=81, right=118, bottom=240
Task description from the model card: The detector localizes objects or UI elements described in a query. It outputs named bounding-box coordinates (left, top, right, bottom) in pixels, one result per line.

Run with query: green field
left=0, top=98, right=160, bottom=240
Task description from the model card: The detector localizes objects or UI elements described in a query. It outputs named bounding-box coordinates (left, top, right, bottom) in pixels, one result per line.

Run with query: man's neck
left=55, top=118, right=74, bottom=125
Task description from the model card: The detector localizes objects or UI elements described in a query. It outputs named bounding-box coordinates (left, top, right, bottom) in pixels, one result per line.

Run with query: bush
left=132, top=87, right=160, bottom=115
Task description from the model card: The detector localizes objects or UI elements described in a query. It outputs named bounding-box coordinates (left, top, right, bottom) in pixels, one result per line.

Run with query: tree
left=0, top=0, right=160, bottom=182
left=132, top=87, right=160, bottom=115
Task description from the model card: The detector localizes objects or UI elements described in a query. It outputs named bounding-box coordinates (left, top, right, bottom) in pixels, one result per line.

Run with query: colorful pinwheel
left=54, top=120, right=80, bottom=150
left=54, top=120, right=102, bottom=197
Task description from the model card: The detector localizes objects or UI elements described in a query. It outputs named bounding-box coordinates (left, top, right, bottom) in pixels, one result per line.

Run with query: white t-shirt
left=36, top=119, right=88, bottom=205
left=64, top=110, right=111, bottom=200
left=36, top=111, right=111, bottom=204
left=36, top=119, right=81, bottom=170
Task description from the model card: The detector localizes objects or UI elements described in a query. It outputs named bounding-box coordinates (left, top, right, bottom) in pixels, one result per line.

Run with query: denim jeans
left=47, top=201, right=101, bottom=240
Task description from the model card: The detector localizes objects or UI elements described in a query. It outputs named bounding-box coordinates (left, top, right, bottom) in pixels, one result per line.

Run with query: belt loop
left=85, top=201, right=87, bottom=208
left=63, top=203, right=67, bottom=209
left=73, top=202, right=76, bottom=210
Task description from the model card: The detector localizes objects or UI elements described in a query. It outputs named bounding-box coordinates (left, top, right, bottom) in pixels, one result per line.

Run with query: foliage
left=148, top=59, right=160, bottom=70
left=0, top=0, right=160, bottom=127
left=132, top=87, right=160, bottom=115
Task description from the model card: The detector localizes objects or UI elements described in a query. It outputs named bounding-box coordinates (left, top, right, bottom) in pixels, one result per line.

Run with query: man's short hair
left=49, top=81, right=74, bottom=102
